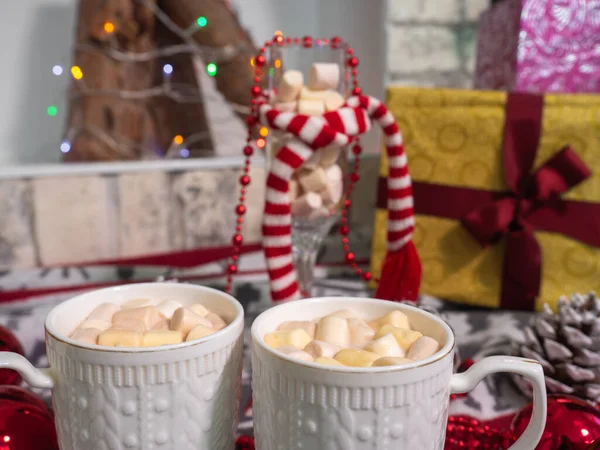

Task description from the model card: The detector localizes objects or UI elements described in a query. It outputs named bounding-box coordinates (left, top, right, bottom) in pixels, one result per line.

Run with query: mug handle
left=450, top=355, right=546, bottom=450
left=0, top=352, right=54, bottom=389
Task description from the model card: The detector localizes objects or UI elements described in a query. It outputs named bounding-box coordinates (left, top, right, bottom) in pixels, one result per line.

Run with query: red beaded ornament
left=225, top=34, right=374, bottom=293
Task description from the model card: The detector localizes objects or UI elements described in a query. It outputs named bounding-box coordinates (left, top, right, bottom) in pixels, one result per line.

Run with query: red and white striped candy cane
left=261, top=95, right=422, bottom=302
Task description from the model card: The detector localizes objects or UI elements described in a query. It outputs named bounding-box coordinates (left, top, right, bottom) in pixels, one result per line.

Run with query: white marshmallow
left=87, top=303, right=120, bottom=322
left=406, top=336, right=441, bottom=361
left=291, top=192, right=323, bottom=217
left=334, top=348, right=380, bottom=367
left=98, top=329, right=143, bottom=347
left=298, top=99, right=325, bottom=116
left=300, top=86, right=329, bottom=101
left=156, top=300, right=183, bottom=318
left=151, top=320, right=170, bottom=331
left=141, top=330, right=184, bottom=347
left=70, top=328, right=102, bottom=345
left=308, top=207, right=331, bottom=221
left=324, top=90, right=346, bottom=111
left=364, top=333, right=405, bottom=357
left=264, top=329, right=313, bottom=350
left=113, top=306, right=164, bottom=332
left=318, top=146, right=342, bottom=167
left=375, top=325, right=422, bottom=351
left=320, top=179, right=343, bottom=206
left=277, top=321, right=317, bottom=338
left=369, top=311, right=411, bottom=332
left=276, top=346, right=314, bottom=362
left=186, top=324, right=217, bottom=341
left=347, top=318, right=376, bottom=347
left=315, top=316, right=350, bottom=347
left=327, top=309, right=358, bottom=319
left=170, top=307, right=213, bottom=334
left=278, top=70, right=304, bottom=102
left=78, top=319, right=112, bottom=332
left=304, top=340, right=342, bottom=359
left=308, top=63, right=340, bottom=90
left=275, top=101, right=298, bottom=112
left=111, top=319, right=146, bottom=334
left=289, top=179, right=299, bottom=201
left=315, top=357, right=345, bottom=367
left=206, top=312, right=227, bottom=330
left=373, top=357, right=414, bottom=367
left=122, top=298, right=155, bottom=309
left=298, top=167, right=328, bottom=192
left=188, top=303, right=209, bottom=317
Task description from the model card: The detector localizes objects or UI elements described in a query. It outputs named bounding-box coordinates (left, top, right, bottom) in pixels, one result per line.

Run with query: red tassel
left=375, top=241, right=421, bottom=301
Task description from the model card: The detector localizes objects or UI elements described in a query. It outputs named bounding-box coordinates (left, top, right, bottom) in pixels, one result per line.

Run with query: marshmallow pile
left=263, top=309, right=441, bottom=367
left=270, top=63, right=345, bottom=220
left=69, top=298, right=228, bottom=348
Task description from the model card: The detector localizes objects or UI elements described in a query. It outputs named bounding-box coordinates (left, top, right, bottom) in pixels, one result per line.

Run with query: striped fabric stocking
left=260, top=95, right=422, bottom=302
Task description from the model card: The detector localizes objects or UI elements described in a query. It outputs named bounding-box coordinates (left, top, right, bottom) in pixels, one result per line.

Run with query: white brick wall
left=386, top=0, right=489, bottom=88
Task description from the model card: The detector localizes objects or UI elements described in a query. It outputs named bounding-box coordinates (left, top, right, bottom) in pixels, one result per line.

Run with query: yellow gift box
left=370, top=87, right=600, bottom=311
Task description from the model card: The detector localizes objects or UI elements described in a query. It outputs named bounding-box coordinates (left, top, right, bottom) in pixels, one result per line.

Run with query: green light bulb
left=206, top=63, right=217, bottom=77
left=196, top=16, right=207, bottom=27
left=47, top=105, right=58, bottom=117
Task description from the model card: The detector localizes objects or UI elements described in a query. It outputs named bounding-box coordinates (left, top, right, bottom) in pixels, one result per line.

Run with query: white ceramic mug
left=251, top=297, right=547, bottom=450
left=0, top=282, right=244, bottom=450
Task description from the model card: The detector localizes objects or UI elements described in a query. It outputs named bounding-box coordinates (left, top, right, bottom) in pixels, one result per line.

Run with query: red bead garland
left=225, top=34, right=374, bottom=293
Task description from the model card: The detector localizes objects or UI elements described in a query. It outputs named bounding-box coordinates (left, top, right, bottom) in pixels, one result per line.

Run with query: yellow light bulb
left=274, top=59, right=282, bottom=69
left=274, top=30, right=283, bottom=36
left=173, top=135, right=184, bottom=145
left=104, top=22, right=115, bottom=33
left=250, top=58, right=255, bottom=67
left=259, top=127, right=269, bottom=137
left=71, top=66, right=83, bottom=80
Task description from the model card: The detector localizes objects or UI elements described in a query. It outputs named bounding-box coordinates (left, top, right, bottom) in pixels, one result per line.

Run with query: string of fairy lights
left=46, top=0, right=274, bottom=160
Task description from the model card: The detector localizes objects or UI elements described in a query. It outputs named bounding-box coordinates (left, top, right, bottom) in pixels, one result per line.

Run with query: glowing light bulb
left=60, top=141, right=71, bottom=153
left=259, top=127, right=269, bottom=137
left=250, top=58, right=255, bottom=67
left=206, top=63, right=217, bottom=77
left=274, top=59, right=282, bottom=69
left=180, top=148, right=190, bottom=158
left=196, top=16, right=207, bottom=28
left=173, top=135, right=184, bottom=145
left=47, top=105, right=58, bottom=117
left=104, top=22, right=115, bottom=33
left=70, top=66, right=83, bottom=80
left=3, top=436, right=10, bottom=443
left=256, top=138, right=266, bottom=148
left=163, top=64, right=173, bottom=75
left=52, top=65, right=63, bottom=76
left=274, top=30, right=283, bottom=36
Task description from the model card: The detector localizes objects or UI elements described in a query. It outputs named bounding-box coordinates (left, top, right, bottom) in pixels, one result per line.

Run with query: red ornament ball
left=302, top=36, right=313, bottom=48
left=0, top=385, right=59, bottom=450
left=347, top=56, right=359, bottom=68
left=0, top=326, right=24, bottom=386
left=352, top=87, right=362, bottom=96
left=251, top=85, right=261, bottom=97
left=330, top=36, right=342, bottom=49
left=239, top=175, right=251, bottom=186
left=512, top=394, right=600, bottom=449
left=232, top=234, right=243, bottom=246
left=345, top=252, right=355, bottom=263
left=255, top=54, right=266, bottom=67
left=236, top=204, right=246, bottom=216
left=352, top=144, right=362, bottom=155
left=243, top=145, right=253, bottom=157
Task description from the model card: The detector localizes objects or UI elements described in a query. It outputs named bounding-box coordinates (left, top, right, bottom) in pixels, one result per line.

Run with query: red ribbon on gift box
left=378, top=92, right=600, bottom=310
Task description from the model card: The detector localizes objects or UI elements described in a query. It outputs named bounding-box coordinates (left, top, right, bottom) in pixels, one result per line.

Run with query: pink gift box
left=474, top=0, right=600, bottom=93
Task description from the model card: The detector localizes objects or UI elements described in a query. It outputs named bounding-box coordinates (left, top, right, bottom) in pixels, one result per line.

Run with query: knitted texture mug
left=260, top=94, right=422, bottom=302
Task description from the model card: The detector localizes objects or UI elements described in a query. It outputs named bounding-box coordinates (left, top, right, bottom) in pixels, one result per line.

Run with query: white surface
left=0, top=0, right=385, bottom=167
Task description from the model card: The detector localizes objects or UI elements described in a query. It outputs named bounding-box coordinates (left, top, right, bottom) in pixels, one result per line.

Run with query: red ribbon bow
left=460, top=93, right=595, bottom=310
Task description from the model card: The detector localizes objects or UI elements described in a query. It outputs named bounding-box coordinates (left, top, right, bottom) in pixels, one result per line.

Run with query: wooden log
left=159, top=0, right=259, bottom=115
left=64, top=0, right=160, bottom=161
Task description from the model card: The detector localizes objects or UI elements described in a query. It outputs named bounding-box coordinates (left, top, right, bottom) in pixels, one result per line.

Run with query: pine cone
left=513, top=292, right=600, bottom=403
